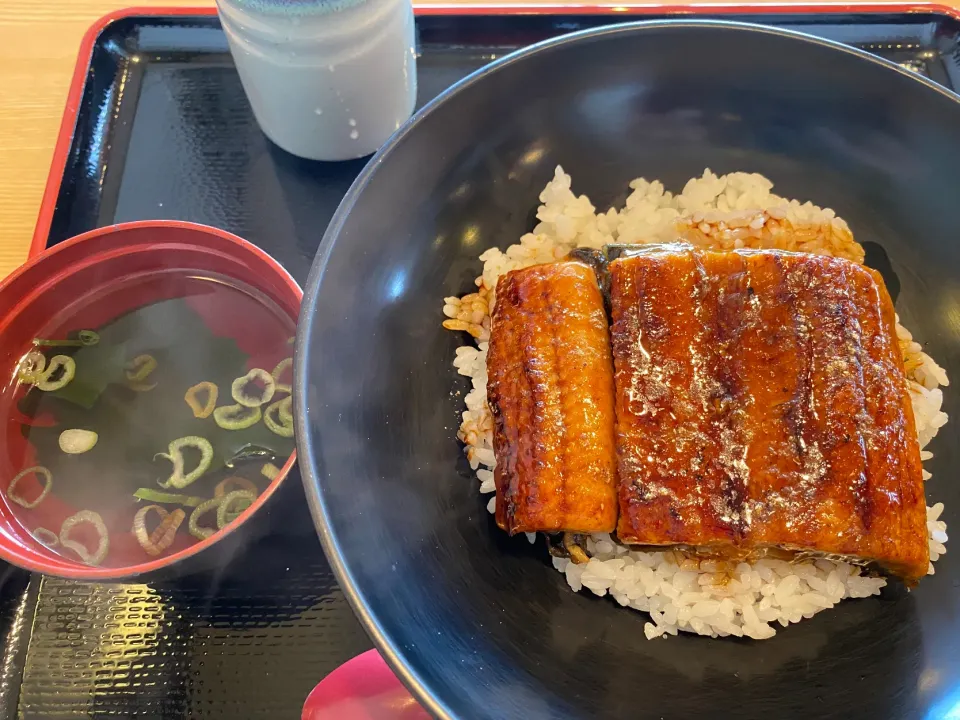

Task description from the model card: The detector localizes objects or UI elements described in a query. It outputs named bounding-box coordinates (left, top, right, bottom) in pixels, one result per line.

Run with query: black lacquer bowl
left=295, top=20, right=960, bottom=720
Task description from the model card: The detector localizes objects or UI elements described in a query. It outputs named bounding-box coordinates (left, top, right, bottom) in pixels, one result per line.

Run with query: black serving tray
left=6, top=5, right=960, bottom=717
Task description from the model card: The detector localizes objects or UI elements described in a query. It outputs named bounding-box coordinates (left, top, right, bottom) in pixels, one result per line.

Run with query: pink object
left=302, top=649, right=430, bottom=720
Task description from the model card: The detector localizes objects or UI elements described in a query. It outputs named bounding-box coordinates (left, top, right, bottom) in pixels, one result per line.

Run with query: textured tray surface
left=20, top=506, right=369, bottom=717
left=8, top=8, right=960, bottom=718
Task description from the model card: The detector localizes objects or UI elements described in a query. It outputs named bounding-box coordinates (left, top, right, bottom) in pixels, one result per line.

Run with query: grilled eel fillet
left=487, top=261, right=618, bottom=535
left=609, top=245, right=929, bottom=583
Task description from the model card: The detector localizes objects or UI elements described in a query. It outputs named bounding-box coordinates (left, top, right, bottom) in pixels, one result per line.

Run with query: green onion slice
left=17, top=351, right=47, bottom=384
left=59, top=429, right=98, bottom=454
left=185, top=381, right=218, bottom=419
left=278, top=396, right=293, bottom=425
left=7, top=466, right=52, bottom=508
left=32, top=330, right=99, bottom=348
left=271, top=358, right=292, bottom=395
left=59, top=510, right=109, bottom=566
left=263, top=396, right=294, bottom=438
left=125, top=354, right=157, bottom=383
left=134, top=487, right=205, bottom=507
left=36, top=355, right=75, bottom=391
left=261, top=462, right=281, bottom=481
left=32, top=527, right=59, bottom=548
left=216, top=489, right=256, bottom=529
left=188, top=497, right=222, bottom=540
left=155, top=436, right=213, bottom=489
left=215, top=476, right=258, bottom=498
left=133, top=504, right=185, bottom=557
left=231, top=368, right=276, bottom=408
left=213, top=404, right=262, bottom=430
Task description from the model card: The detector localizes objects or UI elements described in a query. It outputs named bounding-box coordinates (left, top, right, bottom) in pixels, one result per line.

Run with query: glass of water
left=217, top=0, right=417, bottom=161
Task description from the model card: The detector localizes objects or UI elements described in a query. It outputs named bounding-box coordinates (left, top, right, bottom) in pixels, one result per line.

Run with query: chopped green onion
left=133, top=487, right=205, bottom=507
left=36, top=355, right=75, bottom=391
left=155, top=436, right=214, bottom=489
left=32, top=330, right=99, bottom=348
left=128, top=381, right=157, bottom=393
left=215, top=476, right=258, bottom=498
left=216, top=489, right=256, bottom=529
left=272, top=358, right=292, bottom=379
left=263, top=396, right=294, bottom=438
left=231, top=368, right=276, bottom=408
left=271, top=358, right=292, bottom=394
left=214, top=404, right=262, bottom=430
left=60, top=510, right=109, bottom=566
left=32, top=527, right=59, bottom=548
left=225, top=444, right=276, bottom=468
left=58, top=429, right=98, bottom=454
left=125, top=354, right=157, bottom=383
left=7, top=466, right=52, bottom=508
left=133, top=504, right=185, bottom=557
left=188, top=497, right=222, bottom=540
left=261, top=462, right=281, bottom=481
left=278, top=396, right=293, bottom=425
left=287, top=336, right=295, bottom=345
left=17, top=351, right=47, bottom=384
left=185, top=381, right=218, bottom=419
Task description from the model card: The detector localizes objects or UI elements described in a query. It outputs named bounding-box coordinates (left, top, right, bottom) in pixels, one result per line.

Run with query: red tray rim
left=29, top=1, right=960, bottom=259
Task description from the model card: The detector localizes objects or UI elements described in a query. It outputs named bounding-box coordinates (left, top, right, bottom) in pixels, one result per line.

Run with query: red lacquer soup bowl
left=0, top=221, right=301, bottom=580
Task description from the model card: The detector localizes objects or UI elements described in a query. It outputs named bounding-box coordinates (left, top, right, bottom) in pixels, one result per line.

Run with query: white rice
left=443, top=167, right=949, bottom=641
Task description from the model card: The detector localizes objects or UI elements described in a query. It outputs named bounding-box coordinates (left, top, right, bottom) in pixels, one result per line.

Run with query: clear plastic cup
left=217, top=0, right=417, bottom=161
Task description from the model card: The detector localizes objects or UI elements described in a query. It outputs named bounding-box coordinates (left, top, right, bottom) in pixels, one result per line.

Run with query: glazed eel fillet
left=487, top=261, right=618, bottom=535
left=610, top=246, right=928, bottom=583
left=486, top=245, right=928, bottom=583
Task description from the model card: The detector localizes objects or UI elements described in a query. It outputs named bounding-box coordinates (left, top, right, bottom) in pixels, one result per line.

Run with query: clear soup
left=2, top=270, right=296, bottom=568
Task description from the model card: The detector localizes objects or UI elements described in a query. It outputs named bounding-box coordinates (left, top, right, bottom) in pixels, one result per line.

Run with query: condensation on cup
left=217, top=0, right=417, bottom=161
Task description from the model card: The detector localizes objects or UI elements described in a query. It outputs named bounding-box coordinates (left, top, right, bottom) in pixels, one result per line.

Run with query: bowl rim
left=1, top=219, right=302, bottom=581
left=294, top=19, right=960, bottom=720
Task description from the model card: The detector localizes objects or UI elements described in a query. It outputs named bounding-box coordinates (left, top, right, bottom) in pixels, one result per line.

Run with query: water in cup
left=217, top=0, right=417, bottom=161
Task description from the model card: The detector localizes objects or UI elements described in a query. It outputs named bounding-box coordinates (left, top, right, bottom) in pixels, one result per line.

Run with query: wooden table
left=0, top=0, right=946, bottom=280
left=0, top=1, right=212, bottom=279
